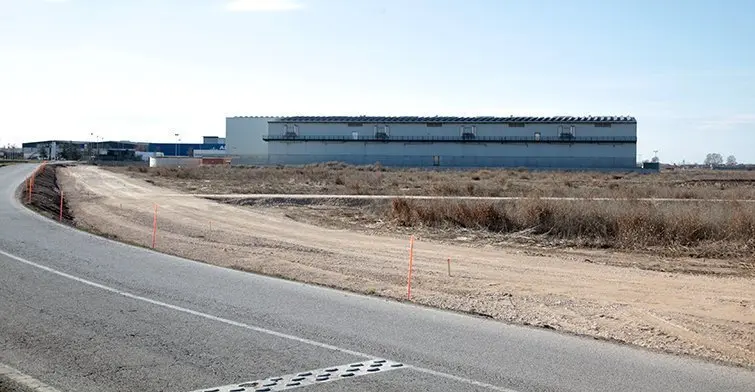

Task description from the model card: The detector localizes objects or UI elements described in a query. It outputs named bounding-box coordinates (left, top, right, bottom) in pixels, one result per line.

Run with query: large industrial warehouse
left=225, top=115, right=637, bottom=169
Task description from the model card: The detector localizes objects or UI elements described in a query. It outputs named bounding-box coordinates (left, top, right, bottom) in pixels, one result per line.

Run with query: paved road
left=0, top=163, right=752, bottom=392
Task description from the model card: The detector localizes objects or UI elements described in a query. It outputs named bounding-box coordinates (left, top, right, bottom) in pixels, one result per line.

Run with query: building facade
left=225, top=116, right=277, bottom=164
left=226, top=116, right=637, bottom=169
left=22, top=139, right=226, bottom=161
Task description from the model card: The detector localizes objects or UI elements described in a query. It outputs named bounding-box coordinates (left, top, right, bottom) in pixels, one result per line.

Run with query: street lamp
left=174, top=132, right=180, bottom=157
left=90, top=133, right=102, bottom=160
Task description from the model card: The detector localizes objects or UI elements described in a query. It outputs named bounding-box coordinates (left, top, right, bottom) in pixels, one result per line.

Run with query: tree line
left=703, top=153, right=737, bottom=166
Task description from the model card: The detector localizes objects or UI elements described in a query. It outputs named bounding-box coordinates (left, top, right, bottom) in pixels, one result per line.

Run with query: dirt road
left=59, top=165, right=755, bottom=367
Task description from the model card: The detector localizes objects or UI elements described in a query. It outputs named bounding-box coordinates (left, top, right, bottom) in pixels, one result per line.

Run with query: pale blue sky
left=1, top=0, right=754, bottom=163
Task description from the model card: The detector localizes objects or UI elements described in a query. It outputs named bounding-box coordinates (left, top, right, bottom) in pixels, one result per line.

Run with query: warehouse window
left=460, top=125, right=476, bottom=139
left=374, top=125, right=390, bottom=139
left=508, top=123, right=526, bottom=128
left=282, top=124, right=299, bottom=138
left=558, top=125, right=575, bottom=140
left=594, top=122, right=612, bottom=128
left=426, top=123, right=442, bottom=127
left=348, top=123, right=363, bottom=127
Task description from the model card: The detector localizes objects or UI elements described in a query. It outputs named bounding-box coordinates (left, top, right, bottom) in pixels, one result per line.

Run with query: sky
left=1, top=0, right=754, bottom=164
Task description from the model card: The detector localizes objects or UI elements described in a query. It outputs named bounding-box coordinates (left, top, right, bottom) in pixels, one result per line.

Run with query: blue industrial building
left=227, top=115, right=638, bottom=169
left=146, top=143, right=225, bottom=157
left=22, top=138, right=226, bottom=160
left=147, top=136, right=225, bottom=157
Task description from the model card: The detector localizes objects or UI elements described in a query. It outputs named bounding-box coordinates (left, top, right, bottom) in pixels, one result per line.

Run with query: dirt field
left=229, top=198, right=754, bottom=274
left=109, top=164, right=755, bottom=199
left=57, top=165, right=755, bottom=367
left=109, top=165, right=755, bottom=260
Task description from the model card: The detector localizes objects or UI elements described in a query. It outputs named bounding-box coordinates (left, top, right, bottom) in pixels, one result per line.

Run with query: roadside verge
left=24, top=164, right=755, bottom=368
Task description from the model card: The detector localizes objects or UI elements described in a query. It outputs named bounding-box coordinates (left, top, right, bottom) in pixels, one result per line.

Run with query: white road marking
left=0, top=362, right=62, bottom=392
left=0, top=249, right=519, bottom=392
left=190, top=359, right=406, bottom=392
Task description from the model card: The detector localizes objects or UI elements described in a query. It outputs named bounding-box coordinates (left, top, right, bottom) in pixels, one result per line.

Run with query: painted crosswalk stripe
left=189, top=359, right=406, bottom=392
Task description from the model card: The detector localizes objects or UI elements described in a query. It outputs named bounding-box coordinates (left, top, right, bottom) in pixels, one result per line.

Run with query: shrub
left=388, top=198, right=755, bottom=258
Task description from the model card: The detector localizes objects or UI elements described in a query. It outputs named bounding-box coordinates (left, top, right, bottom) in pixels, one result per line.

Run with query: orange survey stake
left=407, top=235, right=414, bottom=300
left=152, top=203, right=158, bottom=248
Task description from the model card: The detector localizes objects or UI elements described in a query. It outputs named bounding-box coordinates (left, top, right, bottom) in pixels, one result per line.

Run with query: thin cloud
left=699, top=114, right=755, bottom=130
left=226, top=0, right=303, bottom=12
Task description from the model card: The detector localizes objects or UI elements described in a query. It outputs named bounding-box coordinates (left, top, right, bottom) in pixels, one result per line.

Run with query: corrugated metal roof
left=227, top=116, right=282, bottom=119
left=270, top=116, right=636, bottom=124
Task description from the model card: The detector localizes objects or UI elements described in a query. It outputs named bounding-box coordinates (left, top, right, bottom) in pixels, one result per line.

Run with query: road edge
left=13, top=164, right=755, bottom=371
left=0, top=364, right=61, bottom=392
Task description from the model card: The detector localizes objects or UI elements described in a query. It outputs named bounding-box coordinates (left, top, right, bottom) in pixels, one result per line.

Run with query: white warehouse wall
left=228, top=116, right=638, bottom=169
left=225, top=117, right=278, bottom=164
left=266, top=141, right=636, bottom=168
left=267, top=122, right=636, bottom=139
left=263, top=120, right=637, bottom=168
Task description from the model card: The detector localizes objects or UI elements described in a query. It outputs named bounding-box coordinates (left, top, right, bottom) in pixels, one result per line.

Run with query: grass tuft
left=389, top=198, right=755, bottom=258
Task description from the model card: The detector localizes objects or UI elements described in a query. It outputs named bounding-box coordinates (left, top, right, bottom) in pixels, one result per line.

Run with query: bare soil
left=108, top=164, right=755, bottom=200
left=20, top=165, right=74, bottom=224
left=109, top=165, right=755, bottom=260
left=59, top=165, right=755, bottom=367
left=252, top=199, right=754, bottom=276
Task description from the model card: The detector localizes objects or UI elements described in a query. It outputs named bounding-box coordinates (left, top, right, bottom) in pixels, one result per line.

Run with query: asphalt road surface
left=0, top=163, right=752, bottom=392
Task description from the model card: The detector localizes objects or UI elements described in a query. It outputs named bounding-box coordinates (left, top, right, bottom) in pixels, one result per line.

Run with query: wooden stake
left=407, top=235, right=414, bottom=300
left=152, top=204, right=158, bottom=248
left=447, top=257, right=451, bottom=277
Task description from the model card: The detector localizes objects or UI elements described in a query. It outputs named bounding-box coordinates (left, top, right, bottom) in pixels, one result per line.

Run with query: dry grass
left=118, top=163, right=755, bottom=200
left=390, top=198, right=755, bottom=259
left=113, top=163, right=755, bottom=259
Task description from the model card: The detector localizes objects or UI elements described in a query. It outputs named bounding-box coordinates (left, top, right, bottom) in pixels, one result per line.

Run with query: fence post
left=447, top=257, right=451, bottom=277
left=59, top=190, right=63, bottom=222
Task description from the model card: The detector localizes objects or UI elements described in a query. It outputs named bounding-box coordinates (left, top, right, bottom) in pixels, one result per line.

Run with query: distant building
left=21, top=139, right=226, bottom=161
left=0, top=146, right=24, bottom=160
left=22, top=140, right=88, bottom=160
left=146, top=142, right=226, bottom=157
left=203, top=136, right=226, bottom=145
left=226, top=115, right=638, bottom=169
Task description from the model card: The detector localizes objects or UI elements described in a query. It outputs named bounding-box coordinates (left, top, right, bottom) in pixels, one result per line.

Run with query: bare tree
left=704, top=153, right=723, bottom=166
left=726, top=155, right=737, bottom=166
left=37, top=146, right=48, bottom=160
